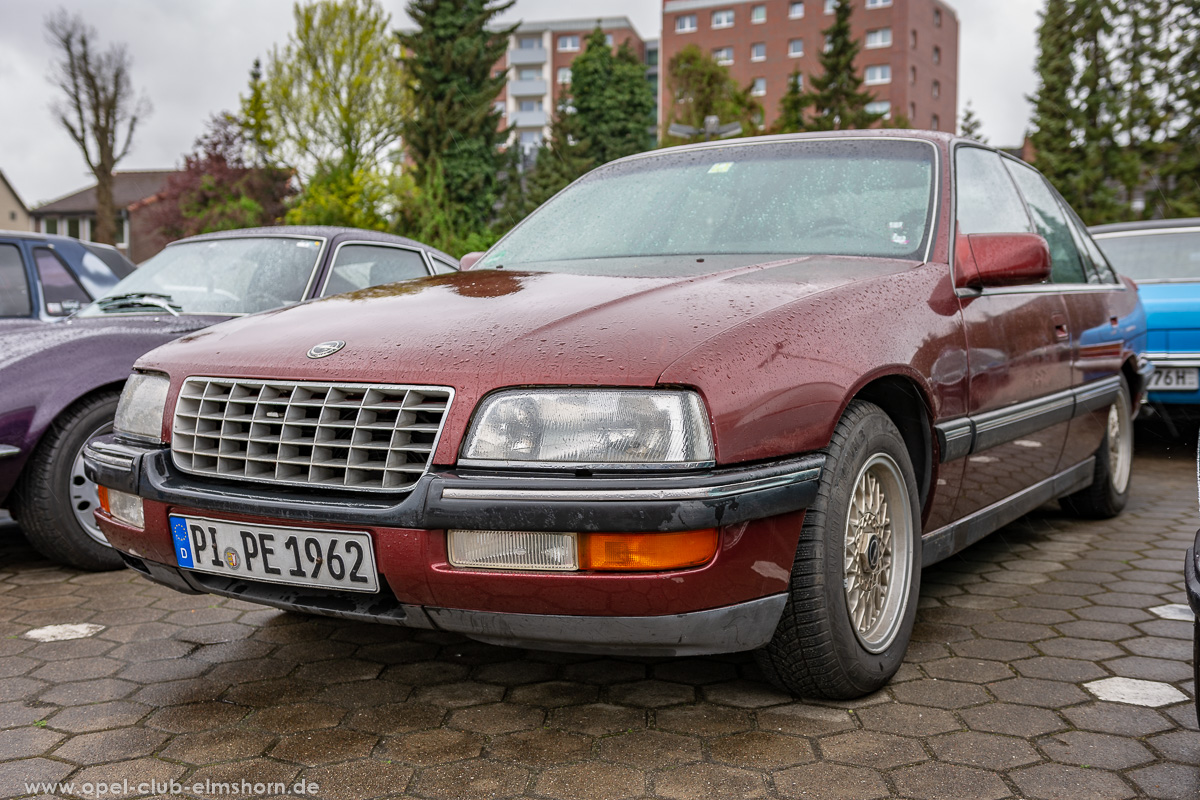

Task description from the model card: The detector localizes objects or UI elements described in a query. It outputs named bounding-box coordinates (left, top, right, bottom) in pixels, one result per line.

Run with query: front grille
left=172, top=377, right=453, bottom=492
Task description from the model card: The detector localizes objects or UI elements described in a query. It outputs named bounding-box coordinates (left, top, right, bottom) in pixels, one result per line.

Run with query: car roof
left=0, top=230, right=90, bottom=246
left=1089, top=218, right=1200, bottom=235
left=174, top=226, right=459, bottom=265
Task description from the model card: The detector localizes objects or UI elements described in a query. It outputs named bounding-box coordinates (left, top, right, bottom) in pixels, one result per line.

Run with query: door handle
left=1052, top=314, right=1069, bottom=340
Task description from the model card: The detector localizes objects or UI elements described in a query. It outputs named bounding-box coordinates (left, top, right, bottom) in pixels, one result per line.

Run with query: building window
left=865, top=28, right=892, bottom=48
left=558, top=35, right=580, bottom=51
left=518, top=99, right=543, bottom=112
left=825, top=0, right=836, bottom=14
left=45, top=218, right=58, bottom=235
left=790, top=2, right=805, bottom=18
left=933, top=45, right=941, bottom=64
left=865, top=100, right=891, bottom=119
left=910, top=65, right=917, bottom=84
left=67, top=218, right=80, bottom=239
left=752, top=5, right=767, bottom=23
left=557, top=67, right=572, bottom=84
left=789, top=38, right=804, bottom=57
left=519, top=130, right=543, bottom=151
left=934, top=8, right=942, bottom=26
left=752, top=77, right=766, bottom=96
left=910, top=101, right=916, bottom=119
left=676, top=14, right=698, bottom=33
left=712, top=9, right=735, bottom=28
left=646, top=47, right=659, bottom=67
left=824, top=34, right=833, bottom=53
left=864, top=65, right=891, bottom=85
left=517, top=67, right=541, bottom=81
left=493, top=100, right=505, bottom=115
left=911, top=30, right=918, bottom=49
left=714, top=46, right=734, bottom=65
left=931, top=114, right=940, bottom=130
left=751, top=42, right=767, bottom=61
left=866, top=0, right=892, bottom=7
left=605, top=33, right=614, bottom=46
left=932, top=80, right=940, bottom=98
left=792, top=73, right=804, bottom=90
left=518, top=36, right=540, bottom=50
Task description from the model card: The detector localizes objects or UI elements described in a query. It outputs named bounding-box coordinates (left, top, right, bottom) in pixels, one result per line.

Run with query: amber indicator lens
left=579, top=529, right=718, bottom=571
left=97, top=486, right=110, bottom=513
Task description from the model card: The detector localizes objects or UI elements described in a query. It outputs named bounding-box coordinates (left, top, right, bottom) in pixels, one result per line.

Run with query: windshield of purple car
left=478, top=139, right=937, bottom=276
left=77, top=237, right=323, bottom=316
left=1095, top=230, right=1200, bottom=283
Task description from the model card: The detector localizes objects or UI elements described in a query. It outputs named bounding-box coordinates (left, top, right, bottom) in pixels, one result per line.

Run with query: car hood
left=0, top=314, right=227, bottom=372
left=1138, top=282, right=1200, bottom=351
left=137, top=256, right=916, bottom=387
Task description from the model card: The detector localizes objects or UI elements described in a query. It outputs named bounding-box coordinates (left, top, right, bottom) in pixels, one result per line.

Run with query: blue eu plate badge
left=170, top=516, right=194, bottom=568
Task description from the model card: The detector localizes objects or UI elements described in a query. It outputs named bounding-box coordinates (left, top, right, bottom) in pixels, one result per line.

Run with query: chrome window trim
left=1092, top=227, right=1200, bottom=239
left=317, top=240, right=435, bottom=297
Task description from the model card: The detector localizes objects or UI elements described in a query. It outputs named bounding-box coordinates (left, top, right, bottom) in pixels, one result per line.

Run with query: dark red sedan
left=86, top=132, right=1150, bottom=699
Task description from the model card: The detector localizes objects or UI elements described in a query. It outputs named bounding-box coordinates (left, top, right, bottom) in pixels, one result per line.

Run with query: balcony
left=509, top=79, right=548, bottom=97
left=510, top=109, right=548, bottom=128
left=509, top=48, right=547, bottom=66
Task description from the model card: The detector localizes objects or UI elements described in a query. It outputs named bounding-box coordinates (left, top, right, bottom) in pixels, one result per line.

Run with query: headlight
left=461, top=389, right=714, bottom=468
left=114, top=372, right=171, bottom=443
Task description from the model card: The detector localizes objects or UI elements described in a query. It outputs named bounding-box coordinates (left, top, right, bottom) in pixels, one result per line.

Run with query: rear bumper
left=1144, top=352, right=1200, bottom=406
left=119, top=550, right=787, bottom=657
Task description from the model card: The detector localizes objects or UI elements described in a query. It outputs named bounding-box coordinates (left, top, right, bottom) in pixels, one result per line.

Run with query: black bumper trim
left=85, top=435, right=826, bottom=533
left=1186, top=530, right=1200, bottom=617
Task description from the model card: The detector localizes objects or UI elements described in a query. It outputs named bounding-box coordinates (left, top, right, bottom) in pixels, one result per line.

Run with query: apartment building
left=496, top=17, right=649, bottom=153
left=659, top=0, right=958, bottom=133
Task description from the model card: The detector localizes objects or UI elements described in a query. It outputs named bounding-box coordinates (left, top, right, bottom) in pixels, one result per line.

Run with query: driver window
left=1003, top=161, right=1088, bottom=284
left=34, top=247, right=91, bottom=315
left=954, top=147, right=1032, bottom=235
left=0, top=244, right=32, bottom=317
left=322, top=245, right=429, bottom=296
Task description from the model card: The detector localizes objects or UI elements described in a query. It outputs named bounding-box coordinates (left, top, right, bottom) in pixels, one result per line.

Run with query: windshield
left=1094, top=230, right=1200, bottom=282
left=78, top=237, right=323, bottom=316
left=479, top=139, right=937, bottom=276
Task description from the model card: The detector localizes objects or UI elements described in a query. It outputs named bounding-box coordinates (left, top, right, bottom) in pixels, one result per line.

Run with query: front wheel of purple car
left=755, top=400, right=922, bottom=700
left=11, top=390, right=125, bottom=571
left=1060, top=376, right=1132, bottom=520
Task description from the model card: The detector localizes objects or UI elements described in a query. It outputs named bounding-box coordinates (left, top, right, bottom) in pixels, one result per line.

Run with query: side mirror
left=956, top=233, right=1051, bottom=289
left=459, top=252, right=485, bottom=271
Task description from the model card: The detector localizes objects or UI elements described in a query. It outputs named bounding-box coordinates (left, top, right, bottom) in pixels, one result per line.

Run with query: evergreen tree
left=399, top=0, right=514, bottom=233
left=238, top=59, right=275, bottom=167
left=1163, top=0, right=1200, bottom=215
left=803, top=0, right=882, bottom=131
left=569, top=28, right=656, bottom=167
left=1029, top=0, right=1080, bottom=205
left=1068, top=0, right=1123, bottom=223
left=664, top=44, right=760, bottom=142
left=959, top=101, right=986, bottom=142
left=775, top=72, right=807, bottom=133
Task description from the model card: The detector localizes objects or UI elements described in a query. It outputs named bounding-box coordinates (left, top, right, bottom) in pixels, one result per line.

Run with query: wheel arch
left=847, top=374, right=935, bottom=516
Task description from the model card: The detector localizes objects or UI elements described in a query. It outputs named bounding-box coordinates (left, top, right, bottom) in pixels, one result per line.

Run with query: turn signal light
left=579, top=529, right=718, bottom=571
left=98, top=486, right=145, bottom=528
left=98, top=486, right=110, bottom=513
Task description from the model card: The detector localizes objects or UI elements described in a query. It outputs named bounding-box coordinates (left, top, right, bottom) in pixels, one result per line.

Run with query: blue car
left=0, top=231, right=135, bottom=333
left=1091, top=219, right=1200, bottom=419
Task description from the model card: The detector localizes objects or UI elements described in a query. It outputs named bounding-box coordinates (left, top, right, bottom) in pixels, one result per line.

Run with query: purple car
left=0, top=226, right=457, bottom=570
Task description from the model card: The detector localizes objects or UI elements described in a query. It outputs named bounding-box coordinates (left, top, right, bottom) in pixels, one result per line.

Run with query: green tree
left=959, top=101, right=986, bottom=142
left=262, top=0, right=407, bottom=185
left=775, top=72, right=807, bottom=133
left=1029, top=0, right=1079, bottom=205
left=802, top=0, right=882, bottom=131
left=569, top=28, right=656, bottom=166
left=399, top=0, right=514, bottom=233
left=285, top=162, right=396, bottom=230
left=664, top=44, right=760, bottom=143
left=239, top=59, right=275, bottom=167
left=1163, top=0, right=1200, bottom=215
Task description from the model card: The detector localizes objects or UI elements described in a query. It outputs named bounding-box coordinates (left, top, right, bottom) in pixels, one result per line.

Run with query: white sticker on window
left=708, top=163, right=733, bottom=174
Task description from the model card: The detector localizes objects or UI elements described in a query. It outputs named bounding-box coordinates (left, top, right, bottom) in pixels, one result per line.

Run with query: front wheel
left=1060, top=376, right=1132, bottom=519
left=755, top=400, right=922, bottom=699
left=12, top=391, right=125, bottom=571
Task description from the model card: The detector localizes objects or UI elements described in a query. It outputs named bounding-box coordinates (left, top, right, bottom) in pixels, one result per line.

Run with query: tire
left=1060, top=376, right=1132, bottom=519
left=12, top=391, right=125, bottom=571
left=755, top=400, right=922, bottom=699
left=1193, top=619, right=1199, bottom=727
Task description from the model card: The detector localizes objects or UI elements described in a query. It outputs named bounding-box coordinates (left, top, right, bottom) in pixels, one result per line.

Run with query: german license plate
left=169, top=515, right=378, bottom=593
left=1148, top=367, right=1199, bottom=391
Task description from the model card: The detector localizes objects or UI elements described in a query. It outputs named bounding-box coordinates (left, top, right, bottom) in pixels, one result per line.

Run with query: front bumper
left=84, top=436, right=825, bottom=534
left=118, top=550, right=787, bottom=657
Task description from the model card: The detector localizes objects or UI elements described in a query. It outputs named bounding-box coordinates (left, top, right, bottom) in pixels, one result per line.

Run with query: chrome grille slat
left=172, top=377, right=453, bottom=493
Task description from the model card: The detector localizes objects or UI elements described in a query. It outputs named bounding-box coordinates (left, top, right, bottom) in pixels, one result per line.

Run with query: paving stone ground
left=1, top=423, right=1198, bottom=799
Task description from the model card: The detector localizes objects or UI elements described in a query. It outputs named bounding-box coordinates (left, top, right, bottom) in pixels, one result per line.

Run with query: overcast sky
left=0, top=0, right=1043, bottom=208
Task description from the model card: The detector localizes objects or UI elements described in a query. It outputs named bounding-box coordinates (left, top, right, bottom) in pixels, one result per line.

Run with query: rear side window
left=1003, top=161, right=1088, bottom=284
left=34, top=247, right=92, bottom=315
left=1062, top=210, right=1119, bottom=284
left=954, top=147, right=1031, bottom=235
left=321, top=245, right=429, bottom=296
left=430, top=257, right=458, bottom=275
left=0, top=244, right=32, bottom=317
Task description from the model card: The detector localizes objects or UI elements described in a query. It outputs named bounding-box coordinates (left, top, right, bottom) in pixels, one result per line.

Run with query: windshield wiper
left=95, top=292, right=183, bottom=316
